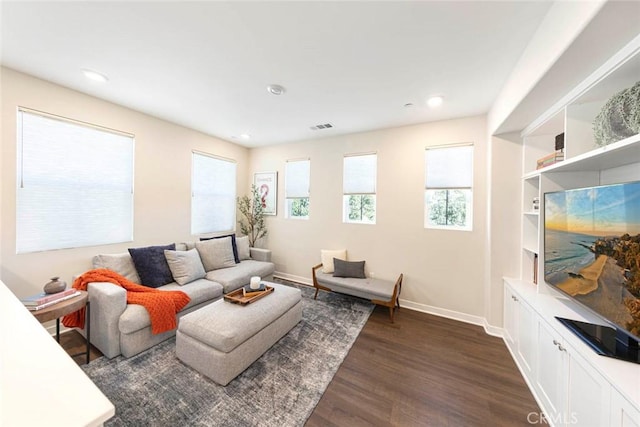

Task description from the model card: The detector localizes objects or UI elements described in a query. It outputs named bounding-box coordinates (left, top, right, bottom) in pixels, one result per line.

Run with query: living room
left=1, top=1, right=639, bottom=426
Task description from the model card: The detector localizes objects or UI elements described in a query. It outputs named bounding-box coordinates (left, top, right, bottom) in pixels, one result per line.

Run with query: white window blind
left=425, top=145, right=473, bottom=189
left=16, top=109, right=134, bottom=253
left=343, top=153, right=377, bottom=194
left=191, top=152, right=236, bottom=234
left=285, top=159, right=310, bottom=198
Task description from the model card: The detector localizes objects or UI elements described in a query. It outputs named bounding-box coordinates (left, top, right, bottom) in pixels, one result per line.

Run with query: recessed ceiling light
left=427, top=95, right=444, bottom=108
left=266, top=84, right=285, bottom=95
left=239, top=133, right=251, bottom=140
left=82, top=68, right=109, bottom=83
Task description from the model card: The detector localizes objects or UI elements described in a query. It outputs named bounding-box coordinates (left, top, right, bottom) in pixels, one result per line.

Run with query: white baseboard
left=399, top=298, right=502, bottom=336
left=273, top=272, right=313, bottom=286
left=274, top=272, right=505, bottom=337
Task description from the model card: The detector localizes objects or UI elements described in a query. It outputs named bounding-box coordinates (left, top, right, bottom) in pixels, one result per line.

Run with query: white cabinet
left=611, top=390, right=640, bottom=427
left=504, top=285, right=536, bottom=377
left=535, top=317, right=610, bottom=426
left=504, top=280, right=638, bottom=427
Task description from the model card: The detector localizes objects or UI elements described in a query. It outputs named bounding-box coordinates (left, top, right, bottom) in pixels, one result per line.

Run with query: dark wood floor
left=60, top=304, right=542, bottom=426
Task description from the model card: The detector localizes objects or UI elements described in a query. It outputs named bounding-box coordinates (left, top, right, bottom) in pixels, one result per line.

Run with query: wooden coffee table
left=31, top=290, right=90, bottom=364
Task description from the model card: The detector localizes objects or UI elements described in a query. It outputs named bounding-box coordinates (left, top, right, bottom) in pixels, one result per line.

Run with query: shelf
left=523, top=133, right=640, bottom=178
left=522, top=246, right=538, bottom=255
left=523, top=211, right=540, bottom=216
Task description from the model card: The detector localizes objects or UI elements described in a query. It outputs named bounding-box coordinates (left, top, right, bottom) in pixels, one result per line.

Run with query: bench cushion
left=178, top=283, right=301, bottom=353
left=315, top=271, right=394, bottom=301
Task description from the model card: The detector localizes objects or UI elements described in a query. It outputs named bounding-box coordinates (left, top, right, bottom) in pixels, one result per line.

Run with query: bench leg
left=314, top=288, right=319, bottom=300
left=389, top=306, right=395, bottom=323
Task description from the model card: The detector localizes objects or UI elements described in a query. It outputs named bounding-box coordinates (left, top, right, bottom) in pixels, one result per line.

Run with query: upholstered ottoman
left=176, top=282, right=302, bottom=386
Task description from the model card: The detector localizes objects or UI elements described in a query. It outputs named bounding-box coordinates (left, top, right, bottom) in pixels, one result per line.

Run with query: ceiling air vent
left=309, top=123, right=333, bottom=131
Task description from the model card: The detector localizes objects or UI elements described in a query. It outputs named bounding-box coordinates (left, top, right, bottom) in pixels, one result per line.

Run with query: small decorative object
left=44, top=276, right=67, bottom=294
left=555, top=133, right=565, bottom=152
left=237, top=185, right=268, bottom=247
left=593, top=80, right=640, bottom=147
left=532, top=197, right=540, bottom=211
left=250, top=276, right=261, bottom=290
left=253, top=172, right=277, bottom=216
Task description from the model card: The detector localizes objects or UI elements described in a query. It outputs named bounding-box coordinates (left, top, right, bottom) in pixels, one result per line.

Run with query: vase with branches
left=237, top=185, right=268, bottom=247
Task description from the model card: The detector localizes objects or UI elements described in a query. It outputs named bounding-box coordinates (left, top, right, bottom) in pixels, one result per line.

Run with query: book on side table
left=21, top=288, right=82, bottom=311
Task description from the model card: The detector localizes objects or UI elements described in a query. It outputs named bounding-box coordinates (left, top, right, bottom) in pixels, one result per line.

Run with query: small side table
left=31, top=290, right=90, bottom=364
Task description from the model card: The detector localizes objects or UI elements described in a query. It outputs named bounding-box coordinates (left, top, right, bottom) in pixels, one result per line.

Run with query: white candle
left=250, top=276, right=261, bottom=290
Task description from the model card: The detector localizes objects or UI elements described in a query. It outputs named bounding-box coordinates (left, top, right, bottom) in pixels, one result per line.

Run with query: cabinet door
left=611, top=390, right=640, bottom=427
left=504, top=286, right=517, bottom=348
left=566, top=347, right=610, bottom=426
left=517, top=298, right=535, bottom=376
left=535, top=319, right=566, bottom=422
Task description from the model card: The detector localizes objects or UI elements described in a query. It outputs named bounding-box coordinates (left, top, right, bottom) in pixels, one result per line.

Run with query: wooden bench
left=312, top=263, right=403, bottom=322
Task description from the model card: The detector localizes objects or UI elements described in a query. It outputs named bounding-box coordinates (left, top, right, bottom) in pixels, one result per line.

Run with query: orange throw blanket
left=62, top=269, right=191, bottom=335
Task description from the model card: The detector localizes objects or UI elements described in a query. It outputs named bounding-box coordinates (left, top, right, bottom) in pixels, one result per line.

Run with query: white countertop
left=0, top=280, right=114, bottom=427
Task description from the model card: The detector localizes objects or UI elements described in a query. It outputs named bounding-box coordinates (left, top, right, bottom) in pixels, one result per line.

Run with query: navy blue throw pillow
left=200, top=234, right=240, bottom=263
left=128, top=244, right=176, bottom=288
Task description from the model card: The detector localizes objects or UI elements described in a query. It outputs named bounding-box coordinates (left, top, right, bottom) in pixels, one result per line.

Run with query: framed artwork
left=254, top=171, right=277, bottom=216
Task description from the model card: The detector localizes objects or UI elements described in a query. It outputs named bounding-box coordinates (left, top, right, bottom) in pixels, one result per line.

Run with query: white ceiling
left=1, top=1, right=553, bottom=147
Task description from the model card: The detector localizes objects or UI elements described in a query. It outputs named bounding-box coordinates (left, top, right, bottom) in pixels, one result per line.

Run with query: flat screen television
left=544, top=180, right=640, bottom=364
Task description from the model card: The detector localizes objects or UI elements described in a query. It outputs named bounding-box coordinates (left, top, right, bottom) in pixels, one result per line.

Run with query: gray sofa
left=82, top=243, right=275, bottom=358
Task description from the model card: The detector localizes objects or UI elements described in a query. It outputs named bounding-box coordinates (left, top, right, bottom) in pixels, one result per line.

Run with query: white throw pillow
left=236, top=236, right=251, bottom=261
left=195, top=237, right=237, bottom=271
left=93, top=252, right=141, bottom=284
left=321, top=249, right=347, bottom=274
left=164, top=248, right=206, bottom=285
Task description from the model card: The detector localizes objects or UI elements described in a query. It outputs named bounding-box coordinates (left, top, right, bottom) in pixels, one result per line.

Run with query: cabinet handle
left=558, top=344, right=566, bottom=352
left=512, top=296, right=518, bottom=301
left=553, top=339, right=560, bottom=346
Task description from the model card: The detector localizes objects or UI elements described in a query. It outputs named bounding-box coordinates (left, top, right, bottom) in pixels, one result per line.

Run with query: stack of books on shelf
left=242, top=283, right=267, bottom=298
left=536, top=150, right=565, bottom=169
left=21, top=288, right=81, bottom=311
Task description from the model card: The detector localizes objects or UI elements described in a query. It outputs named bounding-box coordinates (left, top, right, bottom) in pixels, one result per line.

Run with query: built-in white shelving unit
left=506, top=35, right=640, bottom=427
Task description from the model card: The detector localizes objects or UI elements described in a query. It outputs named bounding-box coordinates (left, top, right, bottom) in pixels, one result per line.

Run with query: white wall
left=249, top=115, right=488, bottom=319
left=0, top=67, right=249, bottom=298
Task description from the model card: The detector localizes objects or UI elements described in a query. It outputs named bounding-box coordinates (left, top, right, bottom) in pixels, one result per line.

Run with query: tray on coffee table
left=223, top=285, right=274, bottom=305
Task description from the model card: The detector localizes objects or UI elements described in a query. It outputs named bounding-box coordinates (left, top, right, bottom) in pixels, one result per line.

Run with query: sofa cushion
left=200, top=234, right=240, bottom=263
left=321, top=249, right=347, bottom=273
left=93, top=252, right=141, bottom=284
left=164, top=248, right=206, bottom=285
left=236, top=236, right=251, bottom=261
left=196, top=237, right=237, bottom=271
left=205, top=260, right=275, bottom=294
left=118, top=278, right=223, bottom=334
left=128, top=244, right=176, bottom=288
left=178, top=282, right=301, bottom=353
left=333, top=258, right=366, bottom=279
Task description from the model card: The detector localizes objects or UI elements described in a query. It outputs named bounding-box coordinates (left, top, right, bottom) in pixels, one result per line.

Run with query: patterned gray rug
left=82, top=283, right=373, bottom=427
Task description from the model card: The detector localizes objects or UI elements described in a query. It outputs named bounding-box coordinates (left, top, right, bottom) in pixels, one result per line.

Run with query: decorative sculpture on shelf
left=593, top=80, right=640, bottom=147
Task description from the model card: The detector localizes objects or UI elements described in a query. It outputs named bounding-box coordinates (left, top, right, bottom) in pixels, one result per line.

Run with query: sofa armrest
left=85, top=282, right=127, bottom=359
left=250, top=247, right=271, bottom=262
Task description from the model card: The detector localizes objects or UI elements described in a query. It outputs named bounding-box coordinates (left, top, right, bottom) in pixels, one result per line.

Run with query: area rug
left=82, top=283, right=373, bottom=427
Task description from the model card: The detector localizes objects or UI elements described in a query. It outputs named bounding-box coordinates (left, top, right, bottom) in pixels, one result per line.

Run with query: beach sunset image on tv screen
left=544, top=181, right=640, bottom=339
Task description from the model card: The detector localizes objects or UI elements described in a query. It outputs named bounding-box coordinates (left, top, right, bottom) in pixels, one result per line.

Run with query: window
left=191, top=152, right=236, bottom=234
left=424, top=144, right=473, bottom=230
left=343, top=153, right=376, bottom=224
left=285, top=159, right=310, bottom=219
left=16, top=108, right=134, bottom=253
